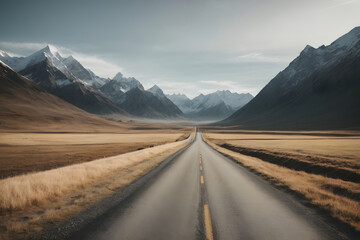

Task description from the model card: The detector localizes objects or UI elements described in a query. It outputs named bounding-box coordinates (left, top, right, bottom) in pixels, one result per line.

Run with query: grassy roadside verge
left=0, top=132, right=191, bottom=179
left=0, top=133, right=194, bottom=240
left=202, top=134, right=360, bottom=232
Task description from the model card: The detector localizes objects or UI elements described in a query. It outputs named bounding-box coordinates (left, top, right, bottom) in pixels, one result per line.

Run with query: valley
left=0, top=6, right=359, bottom=239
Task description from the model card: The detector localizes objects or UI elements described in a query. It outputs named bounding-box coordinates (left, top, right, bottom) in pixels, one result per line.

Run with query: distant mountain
left=0, top=61, right=124, bottom=131
left=112, top=72, right=144, bottom=91
left=187, top=101, right=234, bottom=120
left=117, top=86, right=183, bottom=119
left=214, top=90, right=253, bottom=109
left=1, top=45, right=74, bottom=78
left=61, top=56, right=108, bottom=87
left=167, top=90, right=253, bottom=120
left=99, top=75, right=183, bottom=118
left=221, top=27, right=360, bottom=130
left=166, top=93, right=194, bottom=113
left=0, top=45, right=256, bottom=121
left=147, top=85, right=183, bottom=116
left=1, top=46, right=127, bottom=115
left=99, top=72, right=144, bottom=103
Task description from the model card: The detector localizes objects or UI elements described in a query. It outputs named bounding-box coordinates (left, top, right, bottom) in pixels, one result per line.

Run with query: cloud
left=199, top=80, right=257, bottom=96
left=0, top=41, right=46, bottom=53
left=232, top=52, right=286, bottom=63
left=62, top=51, right=122, bottom=78
left=322, top=0, right=358, bottom=10
left=200, top=80, right=237, bottom=88
left=0, top=41, right=123, bottom=78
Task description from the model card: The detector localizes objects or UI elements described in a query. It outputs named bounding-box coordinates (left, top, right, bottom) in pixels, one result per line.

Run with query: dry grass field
left=0, top=133, right=194, bottom=240
left=0, top=131, right=190, bottom=179
left=203, top=131, right=360, bottom=231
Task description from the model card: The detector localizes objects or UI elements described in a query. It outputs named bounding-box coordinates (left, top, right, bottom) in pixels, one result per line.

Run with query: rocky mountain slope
left=0, top=61, right=125, bottom=131
left=221, top=27, right=360, bottom=129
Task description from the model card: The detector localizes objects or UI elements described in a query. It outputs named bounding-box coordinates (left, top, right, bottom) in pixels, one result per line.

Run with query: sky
left=1, top=0, right=359, bottom=98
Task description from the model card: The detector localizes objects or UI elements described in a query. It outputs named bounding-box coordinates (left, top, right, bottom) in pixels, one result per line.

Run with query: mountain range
left=2, top=26, right=358, bottom=128
left=0, top=60, right=125, bottom=131
left=0, top=46, right=126, bottom=115
left=0, top=46, right=252, bottom=120
left=221, top=26, right=360, bottom=129
left=167, top=91, right=253, bottom=120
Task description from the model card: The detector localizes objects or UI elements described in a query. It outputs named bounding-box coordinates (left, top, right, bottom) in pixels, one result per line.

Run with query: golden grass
left=0, top=132, right=190, bottom=178
left=205, top=133, right=360, bottom=166
left=0, top=133, right=185, bottom=146
left=0, top=133, right=194, bottom=240
left=0, top=134, right=192, bottom=211
left=203, top=133, right=360, bottom=231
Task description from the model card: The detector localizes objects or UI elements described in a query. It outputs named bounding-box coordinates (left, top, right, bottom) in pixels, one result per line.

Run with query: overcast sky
left=1, top=0, right=359, bottom=98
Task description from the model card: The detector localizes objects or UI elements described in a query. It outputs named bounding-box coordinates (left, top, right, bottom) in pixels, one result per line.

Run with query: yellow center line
left=200, top=159, right=202, bottom=164
left=204, top=204, right=214, bottom=240
left=201, top=175, right=204, bottom=184
left=200, top=165, right=203, bottom=171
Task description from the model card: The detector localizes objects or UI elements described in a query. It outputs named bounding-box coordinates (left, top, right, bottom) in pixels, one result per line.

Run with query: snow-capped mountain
left=215, top=90, right=253, bottom=109
left=0, top=45, right=108, bottom=87
left=1, top=44, right=257, bottom=120
left=0, top=45, right=73, bottom=78
left=99, top=72, right=144, bottom=103
left=62, top=56, right=108, bottom=87
left=112, top=72, right=144, bottom=91
left=166, top=94, right=193, bottom=113
left=222, top=26, right=360, bottom=129
left=0, top=46, right=127, bottom=115
left=167, top=90, right=253, bottom=120
left=0, top=50, right=12, bottom=58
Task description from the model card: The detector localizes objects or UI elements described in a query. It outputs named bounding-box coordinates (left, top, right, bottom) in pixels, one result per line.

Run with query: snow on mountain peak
left=63, top=55, right=77, bottom=65
left=111, top=72, right=144, bottom=91
left=41, top=45, right=59, bottom=55
left=0, top=50, right=11, bottom=58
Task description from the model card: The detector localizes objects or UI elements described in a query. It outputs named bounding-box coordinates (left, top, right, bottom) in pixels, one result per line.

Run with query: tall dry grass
left=0, top=134, right=193, bottom=211
left=203, top=134, right=360, bottom=231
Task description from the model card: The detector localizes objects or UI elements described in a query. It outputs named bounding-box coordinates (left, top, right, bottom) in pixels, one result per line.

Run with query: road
left=70, top=133, right=348, bottom=240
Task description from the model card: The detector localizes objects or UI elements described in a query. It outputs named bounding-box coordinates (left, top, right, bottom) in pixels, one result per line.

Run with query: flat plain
left=203, top=130, right=360, bottom=231
left=0, top=130, right=190, bottom=179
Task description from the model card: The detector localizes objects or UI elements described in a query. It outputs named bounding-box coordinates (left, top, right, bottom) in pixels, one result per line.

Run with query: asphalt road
left=71, top=133, right=349, bottom=240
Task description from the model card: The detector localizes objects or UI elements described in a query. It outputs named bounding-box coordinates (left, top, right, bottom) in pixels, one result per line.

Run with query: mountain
left=167, top=90, right=253, bottom=121
left=1, top=46, right=127, bottom=115
left=187, top=101, right=234, bottom=120
left=99, top=72, right=144, bottom=103
left=113, top=72, right=144, bottom=91
left=0, top=61, right=126, bottom=132
left=221, top=27, right=360, bottom=130
left=166, top=93, right=194, bottom=113
left=214, top=90, right=253, bottom=109
left=147, top=85, right=183, bottom=116
left=0, top=45, right=74, bottom=78
left=118, top=86, right=183, bottom=119
left=61, top=56, right=108, bottom=87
